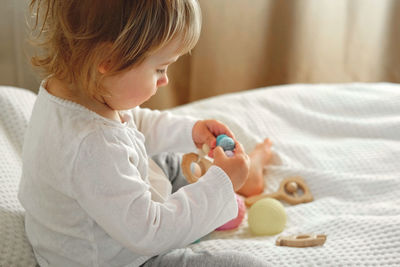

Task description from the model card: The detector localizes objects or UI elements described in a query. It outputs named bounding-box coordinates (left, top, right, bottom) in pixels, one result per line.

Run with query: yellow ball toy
left=248, top=198, right=286, bottom=236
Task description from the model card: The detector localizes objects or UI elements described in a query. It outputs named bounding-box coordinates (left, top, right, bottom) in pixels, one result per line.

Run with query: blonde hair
left=29, top=0, right=201, bottom=96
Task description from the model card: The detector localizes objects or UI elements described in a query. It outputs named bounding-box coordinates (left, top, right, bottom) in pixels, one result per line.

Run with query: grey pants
left=151, top=152, right=189, bottom=193
left=143, top=153, right=267, bottom=267
left=142, top=247, right=267, bottom=267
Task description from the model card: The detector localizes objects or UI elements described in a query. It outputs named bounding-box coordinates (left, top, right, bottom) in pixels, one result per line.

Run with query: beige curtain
left=0, top=0, right=38, bottom=91
left=143, top=0, right=400, bottom=109
left=2, top=0, right=400, bottom=109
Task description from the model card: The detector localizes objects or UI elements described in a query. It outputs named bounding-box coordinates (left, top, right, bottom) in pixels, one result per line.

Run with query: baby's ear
left=98, top=59, right=111, bottom=74
left=97, top=43, right=114, bottom=74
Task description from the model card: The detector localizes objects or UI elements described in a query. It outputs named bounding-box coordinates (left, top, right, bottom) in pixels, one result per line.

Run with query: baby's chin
left=109, top=101, right=140, bottom=111
left=146, top=88, right=159, bottom=101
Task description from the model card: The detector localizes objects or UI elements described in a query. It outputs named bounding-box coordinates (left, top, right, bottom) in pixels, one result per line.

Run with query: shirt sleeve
left=131, top=107, right=198, bottom=156
left=71, top=130, right=237, bottom=256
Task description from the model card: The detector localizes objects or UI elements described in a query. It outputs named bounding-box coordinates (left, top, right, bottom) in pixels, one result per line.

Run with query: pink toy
left=216, top=194, right=246, bottom=231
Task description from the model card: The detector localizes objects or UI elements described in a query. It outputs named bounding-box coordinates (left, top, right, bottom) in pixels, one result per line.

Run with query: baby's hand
left=213, top=141, right=250, bottom=191
left=192, top=120, right=235, bottom=156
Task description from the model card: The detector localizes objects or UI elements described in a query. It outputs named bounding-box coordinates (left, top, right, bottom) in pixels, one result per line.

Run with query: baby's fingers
left=213, top=146, right=226, bottom=159
left=233, top=141, right=246, bottom=155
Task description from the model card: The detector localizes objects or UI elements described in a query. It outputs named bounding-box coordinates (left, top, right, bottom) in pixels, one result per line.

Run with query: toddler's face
left=100, top=39, right=181, bottom=110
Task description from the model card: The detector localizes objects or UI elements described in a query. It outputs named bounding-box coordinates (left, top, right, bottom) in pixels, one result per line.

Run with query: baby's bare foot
left=236, top=138, right=272, bottom=197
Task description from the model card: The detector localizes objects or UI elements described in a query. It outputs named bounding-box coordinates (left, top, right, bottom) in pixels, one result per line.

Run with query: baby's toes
left=263, top=138, right=272, bottom=147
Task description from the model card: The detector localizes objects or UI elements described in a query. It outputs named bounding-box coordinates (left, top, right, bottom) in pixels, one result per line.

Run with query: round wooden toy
left=245, top=176, right=313, bottom=207
left=181, top=153, right=213, bottom=184
left=276, top=234, right=327, bottom=247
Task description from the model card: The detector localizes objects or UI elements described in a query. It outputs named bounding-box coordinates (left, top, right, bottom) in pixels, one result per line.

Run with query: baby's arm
left=131, top=107, right=197, bottom=155
left=71, top=131, right=238, bottom=256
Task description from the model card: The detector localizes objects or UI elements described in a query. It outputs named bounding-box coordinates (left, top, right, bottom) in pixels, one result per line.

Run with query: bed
left=1, top=83, right=399, bottom=266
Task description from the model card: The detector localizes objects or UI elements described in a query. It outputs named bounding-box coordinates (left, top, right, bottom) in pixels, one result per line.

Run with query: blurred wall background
left=2, top=0, right=400, bottom=110
left=0, top=0, right=37, bottom=93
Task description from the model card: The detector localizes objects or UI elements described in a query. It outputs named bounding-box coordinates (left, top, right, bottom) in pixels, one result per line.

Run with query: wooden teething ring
left=276, top=234, right=327, bottom=247
left=245, top=176, right=313, bottom=207
left=181, top=153, right=213, bottom=184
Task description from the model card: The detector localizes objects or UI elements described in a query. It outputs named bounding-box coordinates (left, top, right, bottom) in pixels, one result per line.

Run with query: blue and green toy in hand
left=216, top=134, right=235, bottom=157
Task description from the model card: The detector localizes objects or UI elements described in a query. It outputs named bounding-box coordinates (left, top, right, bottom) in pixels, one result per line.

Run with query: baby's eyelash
left=156, top=69, right=166, bottom=74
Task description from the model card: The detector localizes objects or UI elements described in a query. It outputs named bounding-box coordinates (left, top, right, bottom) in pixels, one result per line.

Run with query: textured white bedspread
left=0, top=83, right=399, bottom=266
left=171, top=83, right=400, bottom=266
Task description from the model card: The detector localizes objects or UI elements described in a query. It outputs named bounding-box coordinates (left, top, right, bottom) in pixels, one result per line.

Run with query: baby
left=19, top=0, right=271, bottom=266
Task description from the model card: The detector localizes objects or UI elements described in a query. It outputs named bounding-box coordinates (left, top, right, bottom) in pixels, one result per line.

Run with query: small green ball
left=216, top=134, right=235, bottom=151
left=248, top=198, right=286, bottom=236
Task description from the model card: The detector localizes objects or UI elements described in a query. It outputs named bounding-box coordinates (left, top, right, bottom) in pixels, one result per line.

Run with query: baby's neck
left=45, top=78, right=122, bottom=122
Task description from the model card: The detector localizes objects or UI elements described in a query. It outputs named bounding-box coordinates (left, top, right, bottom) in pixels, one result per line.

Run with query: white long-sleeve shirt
left=18, top=84, right=238, bottom=267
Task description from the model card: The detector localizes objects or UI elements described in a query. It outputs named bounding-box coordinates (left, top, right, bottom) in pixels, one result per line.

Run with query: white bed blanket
left=0, top=83, right=399, bottom=266
left=171, top=83, right=400, bottom=266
